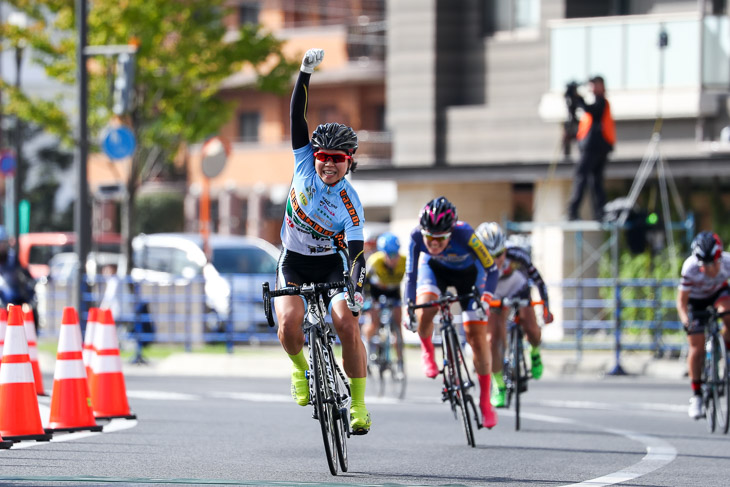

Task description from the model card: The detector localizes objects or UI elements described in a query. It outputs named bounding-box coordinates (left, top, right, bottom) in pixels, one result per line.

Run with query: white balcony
left=539, top=13, right=730, bottom=122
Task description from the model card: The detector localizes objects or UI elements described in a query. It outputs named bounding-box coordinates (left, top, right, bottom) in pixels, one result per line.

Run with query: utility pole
left=75, top=0, right=90, bottom=317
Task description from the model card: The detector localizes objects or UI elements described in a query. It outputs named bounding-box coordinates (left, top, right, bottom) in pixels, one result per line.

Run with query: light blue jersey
left=280, top=143, right=365, bottom=255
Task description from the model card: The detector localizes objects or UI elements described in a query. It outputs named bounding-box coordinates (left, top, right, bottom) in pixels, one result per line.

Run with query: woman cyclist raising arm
left=275, top=48, right=370, bottom=434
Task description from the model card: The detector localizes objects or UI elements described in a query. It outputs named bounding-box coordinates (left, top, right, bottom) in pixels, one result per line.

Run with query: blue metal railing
left=36, top=275, right=687, bottom=368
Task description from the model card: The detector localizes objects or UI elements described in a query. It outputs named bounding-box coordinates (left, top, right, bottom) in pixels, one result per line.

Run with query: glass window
left=488, top=0, right=540, bottom=33
left=212, top=247, right=277, bottom=274
left=238, top=111, right=260, bottom=142
left=239, top=2, right=260, bottom=25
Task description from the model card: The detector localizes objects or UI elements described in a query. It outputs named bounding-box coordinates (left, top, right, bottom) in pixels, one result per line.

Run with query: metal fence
left=36, top=275, right=688, bottom=364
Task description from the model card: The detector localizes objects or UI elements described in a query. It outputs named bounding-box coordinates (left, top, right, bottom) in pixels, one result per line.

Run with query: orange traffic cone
left=90, top=309, right=136, bottom=420
left=0, top=307, right=7, bottom=365
left=48, top=307, right=102, bottom=433
left=23, top=308, right=46, bottom=396
left=83, top=307, right=99, bottom=381
left=0, top=306, right=52, bottom=442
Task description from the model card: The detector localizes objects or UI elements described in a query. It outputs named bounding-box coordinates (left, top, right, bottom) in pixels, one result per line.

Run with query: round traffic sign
left=0, top=151, right=16, bottom=174
left=201, top=137, right=229, bottom=179
left=102, top=126, right=136, bottom=160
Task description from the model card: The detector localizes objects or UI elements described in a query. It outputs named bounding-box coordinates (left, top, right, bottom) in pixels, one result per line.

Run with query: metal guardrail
left=36, top=275, right=688, bottom=369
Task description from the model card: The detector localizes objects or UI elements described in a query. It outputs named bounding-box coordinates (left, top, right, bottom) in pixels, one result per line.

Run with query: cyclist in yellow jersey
left=363, top=233, right=406, bottom=369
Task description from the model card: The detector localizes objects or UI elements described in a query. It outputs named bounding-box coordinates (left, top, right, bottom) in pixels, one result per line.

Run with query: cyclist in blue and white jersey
left=475, top=223, right=553, bottom=408
left=274, top=48, right=370, bottom=434
left=677, top=231, right=730, bottom=420
left=403, top=196, right=500, bottom=428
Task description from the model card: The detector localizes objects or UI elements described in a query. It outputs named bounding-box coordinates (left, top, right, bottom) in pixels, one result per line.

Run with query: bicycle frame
left=262, top=265, right=358, bottom=475
left=693, top=306, right=730, bottom=434
left=372, top=295, right=406, bottom=399
left=408, top=288, right=484, bottom=446
left=489, top=297, right=543, bottom=431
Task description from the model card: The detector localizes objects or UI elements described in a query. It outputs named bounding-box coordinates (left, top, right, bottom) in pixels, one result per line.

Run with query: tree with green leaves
left=1, top=0, right=297, bottom=269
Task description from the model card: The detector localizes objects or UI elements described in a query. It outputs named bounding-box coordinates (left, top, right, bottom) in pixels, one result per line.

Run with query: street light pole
left=75, top=0, right=90, bottom=317
left=13, top=41, right=23, bottom=254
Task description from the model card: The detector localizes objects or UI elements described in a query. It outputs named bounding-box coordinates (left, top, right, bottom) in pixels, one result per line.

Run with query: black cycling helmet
left=419, top=196, right=457, bottom=234
left=691, top=231, right=723, bottom=263
left=311, top=123, right=358, bottom=155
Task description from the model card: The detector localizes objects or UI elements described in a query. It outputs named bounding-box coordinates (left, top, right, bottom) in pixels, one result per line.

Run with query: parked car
left=19, top=232, right=121, bottom=279
left=130, top=233, right=280, bottom=336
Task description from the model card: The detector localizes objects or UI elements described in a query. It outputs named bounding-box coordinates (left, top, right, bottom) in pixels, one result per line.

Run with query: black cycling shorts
left=370, top=286, right=401, bottom=303
left=428, top=260, right=478, bottom=310
left=277, top=249, right=346, bottom=309
left=687, top=284, right=730, bottom=335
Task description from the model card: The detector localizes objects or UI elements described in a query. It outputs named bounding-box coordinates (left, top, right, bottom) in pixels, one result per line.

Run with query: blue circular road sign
left=0, top=151, right=16, bottom=174
left=102, top=126, right=136, bottom=160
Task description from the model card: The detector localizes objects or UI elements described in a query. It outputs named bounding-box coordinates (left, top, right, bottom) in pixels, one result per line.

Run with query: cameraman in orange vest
left=567, top=75, right=616, bottom=222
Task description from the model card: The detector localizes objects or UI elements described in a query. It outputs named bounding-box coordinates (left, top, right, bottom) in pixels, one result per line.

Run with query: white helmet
left=475, top=222, right=505, bottom=256
left=507, top=233, right=532, bottom=256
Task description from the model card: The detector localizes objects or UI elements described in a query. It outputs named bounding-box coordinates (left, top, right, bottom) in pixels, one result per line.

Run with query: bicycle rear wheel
left=311, top=335, right=339, bottom=475
left=446, top=328, right=475, bottom=447
left=388, top=324, right=407, bottom=400
left=511, top=326, right=523, bottom=431
left=711, top=336, right=729, bottom=434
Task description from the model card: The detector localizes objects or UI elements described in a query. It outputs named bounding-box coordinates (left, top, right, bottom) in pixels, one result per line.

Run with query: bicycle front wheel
left=711, top=336, right=729, bottom=434
left=446, top=328, right=476, bottom=447
left=311, top=334, right=339, bottom=475
left=511, top=325, right=523, bottom=431
left=331, top=357, right=349, bottom=472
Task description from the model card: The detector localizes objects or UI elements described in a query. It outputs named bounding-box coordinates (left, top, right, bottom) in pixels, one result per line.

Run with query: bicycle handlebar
left=262, top=272, right=359, bottom=328
left=488, top=298, right=544, bottom=310
left=406, top=287, right=485, bottom=326
left=690, top=306, right=730, bottom=321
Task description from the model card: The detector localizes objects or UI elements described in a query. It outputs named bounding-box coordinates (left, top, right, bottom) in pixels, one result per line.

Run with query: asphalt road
left=0, top=372, right=727, bottom=487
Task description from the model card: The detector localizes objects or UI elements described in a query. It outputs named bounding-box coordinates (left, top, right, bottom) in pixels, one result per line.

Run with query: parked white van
left=131, top=233, right=279, bottom=335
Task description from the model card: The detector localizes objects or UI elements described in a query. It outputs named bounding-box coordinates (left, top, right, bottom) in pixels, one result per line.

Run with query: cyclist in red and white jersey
left=475, top=223, right=553, bottom=408
left=677, top=231, right=730, bottom=420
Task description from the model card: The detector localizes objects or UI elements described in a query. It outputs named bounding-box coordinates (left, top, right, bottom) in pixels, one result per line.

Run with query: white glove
left=344, top=291, right=364, bottom=313
left=402, top=316, right=417, bottom=333
left=301, top=48, right=324, bottom=73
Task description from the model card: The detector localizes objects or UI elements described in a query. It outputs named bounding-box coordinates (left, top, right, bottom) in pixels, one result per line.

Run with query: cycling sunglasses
left=314, top=151, right=351, bottom=164
left=421, top=230, right=451, bottom=242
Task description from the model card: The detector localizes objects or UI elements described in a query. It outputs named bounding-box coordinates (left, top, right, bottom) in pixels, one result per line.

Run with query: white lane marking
left=209, top=391, right=403, bottom=405
left=126, top=390, right=199, bottom=401
left=538, top=399, right=686, bottom=414
left=209, top=392, right=291, bottom=402
left=10, top=405, right=137, bottom=450
left=524, top=412, right=677, bottom=487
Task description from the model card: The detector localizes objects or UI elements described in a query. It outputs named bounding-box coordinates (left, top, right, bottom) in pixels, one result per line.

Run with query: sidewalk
left=38, top=345, right=687, bottom=382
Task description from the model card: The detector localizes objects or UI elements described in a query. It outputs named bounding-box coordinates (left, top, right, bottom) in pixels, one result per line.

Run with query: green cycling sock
left=530, top=344, right=541, bottom=357
left=350, top=377, right=367, bottom=407
left=493, top=370, right=505, bottom=389
left=288, top=350, right=309, bottom=371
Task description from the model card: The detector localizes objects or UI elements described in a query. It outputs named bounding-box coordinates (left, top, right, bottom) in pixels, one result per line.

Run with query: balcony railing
left=547, top=13, right=729, bottom=93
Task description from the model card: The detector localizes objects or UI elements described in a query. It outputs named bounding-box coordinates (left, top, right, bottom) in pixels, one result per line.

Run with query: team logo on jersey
left=339, top=189, right=360, bottom=226
left=313, top=211, right=334, bottom=227
left=306, top=186, right=316, bottom=201
left=469, top=235, right=495, bottom=268
left=289, top=188, right=335, bottom=237
left=299, top=192, right=308, bottom=206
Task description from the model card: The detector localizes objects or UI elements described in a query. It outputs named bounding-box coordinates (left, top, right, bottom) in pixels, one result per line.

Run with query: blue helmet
left=376, top=232, right=400, bottom=256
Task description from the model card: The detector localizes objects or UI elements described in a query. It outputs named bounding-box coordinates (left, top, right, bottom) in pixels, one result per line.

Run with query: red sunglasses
left=314, top=152, right=351, bottom=164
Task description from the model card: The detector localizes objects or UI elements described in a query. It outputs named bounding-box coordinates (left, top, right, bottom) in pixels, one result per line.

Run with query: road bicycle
left=489, top=297, right=543, bottom=431
left=407, top=288, right=484, bottom=447
left=369, top=295, right=406, bottom=399
left=692, top=306, right=730, bottom=434
left=262, top=270, right=358, bottom=475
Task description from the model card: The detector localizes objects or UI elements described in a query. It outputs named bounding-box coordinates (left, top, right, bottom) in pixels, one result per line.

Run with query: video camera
left=562, top=81, right=581, bottom=156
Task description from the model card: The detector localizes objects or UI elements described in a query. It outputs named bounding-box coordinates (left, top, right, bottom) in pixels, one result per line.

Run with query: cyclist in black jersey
left=274, top=48, right=370, bottom=434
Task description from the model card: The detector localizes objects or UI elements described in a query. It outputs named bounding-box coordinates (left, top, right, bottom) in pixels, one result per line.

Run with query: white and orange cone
left=83, top=307, right=99, bottom=381
left=48, top=307, right=102, bottom=433
left=0, top=305, right=52, bottom=442
left=23, top=308, right=46, bottom=396
left=90, top=309, right=136, bottom=420
left=0, top=308, right=7, bottom=366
